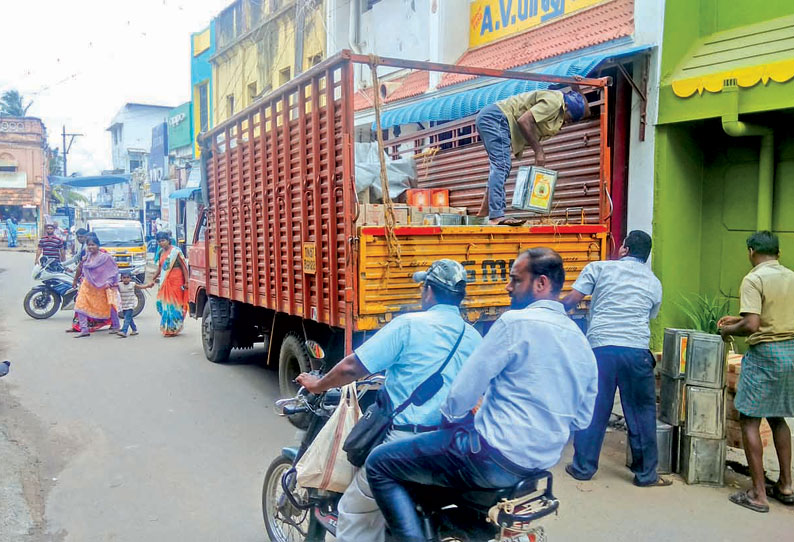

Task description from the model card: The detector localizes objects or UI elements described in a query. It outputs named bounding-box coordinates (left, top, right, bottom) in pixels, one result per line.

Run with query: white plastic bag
left=296, top=383, right=361, bottom=493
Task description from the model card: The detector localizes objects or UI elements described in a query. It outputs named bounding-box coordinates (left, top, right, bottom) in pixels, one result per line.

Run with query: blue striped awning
left=378, top=44, right=652, bottom=129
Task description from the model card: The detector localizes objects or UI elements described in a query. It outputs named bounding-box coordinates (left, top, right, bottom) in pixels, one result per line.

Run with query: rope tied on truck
left=369, top=55, right=402, bottom=267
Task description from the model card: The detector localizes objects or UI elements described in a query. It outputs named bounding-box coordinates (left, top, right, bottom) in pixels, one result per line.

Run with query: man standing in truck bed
left=476, top=88, right=589, bottom=225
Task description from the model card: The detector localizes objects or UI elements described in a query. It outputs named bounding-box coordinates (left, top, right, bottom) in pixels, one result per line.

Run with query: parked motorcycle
left=23, top=257, right=146, bottom=320
left=262, top=341, right=559, bottom=542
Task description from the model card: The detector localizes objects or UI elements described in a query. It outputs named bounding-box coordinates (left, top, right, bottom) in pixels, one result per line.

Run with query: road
left=1, top=250, right=793, bottom=541
left=0, top=251, right=290, bottom=541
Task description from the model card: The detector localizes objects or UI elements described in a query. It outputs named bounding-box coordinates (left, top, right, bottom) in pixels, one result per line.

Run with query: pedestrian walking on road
left=116, top=271, right=143, bottom=338
left=562, top=230, right=671, bottom=487
left=147, top=232, right=189, bottom=337
left=6, top=215, right=18, bottom=247
left=475, top=88, right=589, bottom=225
left=73, top=234, right=121, bottom=338
left=719, top=231, right=794, bottom=513
left=35, top=222, right=65, bottom=263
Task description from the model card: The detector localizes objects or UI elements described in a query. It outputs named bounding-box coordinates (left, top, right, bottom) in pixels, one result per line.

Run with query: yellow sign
left=302, top=242, right=317, bottom=274
left=469, top=0, right=607, bottom=48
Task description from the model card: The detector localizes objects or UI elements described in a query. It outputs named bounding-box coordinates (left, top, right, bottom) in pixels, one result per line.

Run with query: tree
left=0, top=90, right=32, bottom=117
left=51, top=184, right=88, bottom=207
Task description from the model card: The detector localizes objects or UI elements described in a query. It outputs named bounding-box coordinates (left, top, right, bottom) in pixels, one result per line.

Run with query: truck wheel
left=202, top=302, right=232, bottom=363
left=278, top=333, right=311, bottom=430
left=132, top=289, right=146, bottom=317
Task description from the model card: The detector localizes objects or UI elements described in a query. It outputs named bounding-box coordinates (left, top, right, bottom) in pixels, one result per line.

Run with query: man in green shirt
left=475, top=89, right=589, bottom=225
left=719, top=231, right=794, bottom=512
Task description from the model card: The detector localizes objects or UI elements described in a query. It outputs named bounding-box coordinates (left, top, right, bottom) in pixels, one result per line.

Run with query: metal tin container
left=661, top=328, right=689, bottom=378
left=685, top=386, right=725, bottom=439
left=659, top=375, right=685, bottom=426
left=462, top=216, right=488, bottom=225
left=685, top=332, right=726, bottom=389
left=626, top=421, right=678, bottom=474
left=424, top=213, right=463, bottom=226
left=511, top=166, right=558, bottom=212
left=679, top=434, right=726, bottom=486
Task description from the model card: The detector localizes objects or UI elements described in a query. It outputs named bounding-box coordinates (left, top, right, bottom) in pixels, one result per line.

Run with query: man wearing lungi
left=720, top=231, right=794, bottom=512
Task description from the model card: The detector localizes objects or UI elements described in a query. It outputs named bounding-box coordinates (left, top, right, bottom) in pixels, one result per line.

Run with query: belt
left=392, top=423, right=438, bottom=434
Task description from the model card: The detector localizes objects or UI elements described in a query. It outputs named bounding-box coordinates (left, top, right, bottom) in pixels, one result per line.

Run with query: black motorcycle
left=262, top=341, right=559, bottom=542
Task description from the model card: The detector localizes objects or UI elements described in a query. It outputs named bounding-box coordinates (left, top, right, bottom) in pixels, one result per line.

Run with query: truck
left=188, top=52, right=612, bottom=409
left=84, top=216, right=148, bottom=283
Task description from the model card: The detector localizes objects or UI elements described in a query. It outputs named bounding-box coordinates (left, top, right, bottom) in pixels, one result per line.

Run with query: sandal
left=729, top=490, right=769, bottom=513
left=634, top=476, right=673, bottom=488
left=74, top=333, right=90, bottom=338
left=766, top=484, right=794, bottom=505
left=492, top=217, right=527, bottom=226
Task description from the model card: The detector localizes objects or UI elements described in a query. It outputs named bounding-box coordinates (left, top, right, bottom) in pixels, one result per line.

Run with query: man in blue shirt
left=562, top=230, right=670, bottom=487
left=365, top=248, right=598, bottom=542
left=296, top=259, right=481, bottom=542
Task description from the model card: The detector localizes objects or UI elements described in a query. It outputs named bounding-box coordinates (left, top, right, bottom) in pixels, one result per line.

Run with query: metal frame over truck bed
left=190, top=50, right=611, bottom=394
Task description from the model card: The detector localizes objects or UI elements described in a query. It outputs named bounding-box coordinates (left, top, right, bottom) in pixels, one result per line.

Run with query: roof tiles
left=440, top=0, right=634, bottom=87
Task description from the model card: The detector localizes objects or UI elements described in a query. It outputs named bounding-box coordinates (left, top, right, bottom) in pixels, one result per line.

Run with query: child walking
left=117, top=271, right=144, bottom=337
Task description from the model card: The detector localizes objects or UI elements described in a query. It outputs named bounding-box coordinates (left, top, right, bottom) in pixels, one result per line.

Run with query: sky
left=0, top=0, right=232, bottom=176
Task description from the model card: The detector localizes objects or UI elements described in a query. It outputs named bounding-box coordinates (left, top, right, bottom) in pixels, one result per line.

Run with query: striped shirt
left=38, top=235, right=64, bottom=260
left=118, top=282, right=137, bottom=310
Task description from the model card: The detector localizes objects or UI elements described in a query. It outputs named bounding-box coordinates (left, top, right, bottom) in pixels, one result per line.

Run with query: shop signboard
left=167, top=102, right=193, bottom=152
left=469, top=0, right=607, bottom=48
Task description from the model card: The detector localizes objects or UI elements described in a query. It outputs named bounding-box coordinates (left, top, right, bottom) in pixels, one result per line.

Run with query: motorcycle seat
left=457, top=470, right=549, bottom=509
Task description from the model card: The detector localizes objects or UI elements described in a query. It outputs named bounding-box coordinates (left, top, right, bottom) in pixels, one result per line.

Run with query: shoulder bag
left=343, top=325, right=466, bottom=467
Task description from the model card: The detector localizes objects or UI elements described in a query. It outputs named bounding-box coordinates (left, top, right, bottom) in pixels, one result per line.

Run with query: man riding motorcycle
left=366, top=248, right=599, bottom=542
left=296, top=259, right=482, bottom=542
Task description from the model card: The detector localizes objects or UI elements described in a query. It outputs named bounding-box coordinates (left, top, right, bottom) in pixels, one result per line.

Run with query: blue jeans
left=366, top=426, right=531, bottom=542
left=570, top=346, right=659, bottom=485
left=120, top=309, right=137, bottom=334
left=475, top=104, right=512, bottom=219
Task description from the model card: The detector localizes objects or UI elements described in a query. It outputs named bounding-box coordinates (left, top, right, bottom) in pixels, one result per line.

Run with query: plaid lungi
left=735, top=338, right=794, bottom=418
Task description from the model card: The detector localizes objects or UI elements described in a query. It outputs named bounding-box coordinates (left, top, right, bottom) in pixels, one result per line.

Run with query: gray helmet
left=412, top=259, right=467, bottom=295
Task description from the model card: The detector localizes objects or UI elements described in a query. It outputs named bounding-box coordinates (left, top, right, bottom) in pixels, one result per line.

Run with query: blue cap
left=563, top=91, right=587, bottom=122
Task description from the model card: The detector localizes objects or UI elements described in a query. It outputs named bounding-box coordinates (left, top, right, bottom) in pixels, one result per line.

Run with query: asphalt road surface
left=1, top=250, right=792, bottom=541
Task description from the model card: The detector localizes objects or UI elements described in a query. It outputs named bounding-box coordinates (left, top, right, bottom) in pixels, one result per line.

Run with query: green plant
left=677, top=293, right=731, bottom=335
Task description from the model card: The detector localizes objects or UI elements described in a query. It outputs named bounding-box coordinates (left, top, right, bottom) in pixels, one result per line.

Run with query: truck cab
left=86, top=219, right=147, bottom=282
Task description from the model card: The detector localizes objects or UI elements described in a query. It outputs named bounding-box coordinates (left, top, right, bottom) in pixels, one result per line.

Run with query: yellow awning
left=671, top=15, right=794, bottom=98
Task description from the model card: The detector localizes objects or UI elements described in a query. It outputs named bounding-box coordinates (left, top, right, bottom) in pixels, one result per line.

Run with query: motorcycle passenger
left=296, top=259, right=482, bottom=542
left=63, top=228, right=89, bottom=268
left=366, top=248, right=599, bottom=542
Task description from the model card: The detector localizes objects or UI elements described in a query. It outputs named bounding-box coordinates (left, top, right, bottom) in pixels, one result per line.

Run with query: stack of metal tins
left=659, top=329, right=728, bottom=485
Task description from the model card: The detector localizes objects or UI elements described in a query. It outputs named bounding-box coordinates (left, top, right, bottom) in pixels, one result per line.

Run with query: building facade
left=107, top=103, right=175, bottom=173
left=192, top=21, right=216, bottom=157
left=0, top=116, right=48, bottom=238
left=210, top=0, right=326, bottom=125
left=652, top=1, right=794, bottom=343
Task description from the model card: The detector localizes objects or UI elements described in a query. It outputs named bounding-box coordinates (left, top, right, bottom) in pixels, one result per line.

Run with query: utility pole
left=60, top=126, right=83, bottom=233
left=61, top=125, right=83, bottom=177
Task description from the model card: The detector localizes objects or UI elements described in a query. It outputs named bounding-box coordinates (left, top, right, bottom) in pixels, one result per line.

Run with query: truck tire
left=202, top=302, right=232, bottom=363
left=278, top=333, right=311, bottom=430
left=132, top=289, right=146, bottom=317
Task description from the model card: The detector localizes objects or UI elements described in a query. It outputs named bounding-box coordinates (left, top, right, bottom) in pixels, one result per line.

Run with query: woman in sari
left=73, top=234, right=121, bottom=338
left=147, top=232, right=189, bottom=337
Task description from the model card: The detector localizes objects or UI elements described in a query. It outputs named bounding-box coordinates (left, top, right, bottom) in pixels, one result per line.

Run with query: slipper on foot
left=766, top=484, right=794, bottom=505
left=729, top=490, right=769, bottom=513
left=74, top=333, right=90, bottom=338
left=634, top=476, right=673, bottom=488
left=492, top=217, right=527, bottom=226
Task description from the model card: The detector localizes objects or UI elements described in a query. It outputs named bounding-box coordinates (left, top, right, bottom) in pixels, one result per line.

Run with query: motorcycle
left=23, top=257, right=146, bottom=320
left=262, top=341, right=559, bottom=542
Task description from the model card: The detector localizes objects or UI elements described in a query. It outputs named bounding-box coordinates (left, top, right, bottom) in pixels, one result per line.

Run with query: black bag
left=343, top=326, right=466, bottom=467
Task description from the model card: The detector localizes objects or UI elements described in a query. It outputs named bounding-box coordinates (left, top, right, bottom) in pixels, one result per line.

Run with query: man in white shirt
left=562, top=230, right=670, bottom=487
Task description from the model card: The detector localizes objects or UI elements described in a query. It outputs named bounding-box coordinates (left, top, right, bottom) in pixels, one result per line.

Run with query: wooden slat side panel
left=204, top=62, right=352, bottom=325
left=356, top=227, right=607, bottom=331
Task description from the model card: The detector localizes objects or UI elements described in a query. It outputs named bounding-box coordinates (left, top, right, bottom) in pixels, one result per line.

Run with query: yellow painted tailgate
left=356, top=224, right=608, bottom=331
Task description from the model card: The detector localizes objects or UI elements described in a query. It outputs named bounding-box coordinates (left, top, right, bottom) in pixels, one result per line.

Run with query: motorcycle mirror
left=305, top=340, right=325, bottom=360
